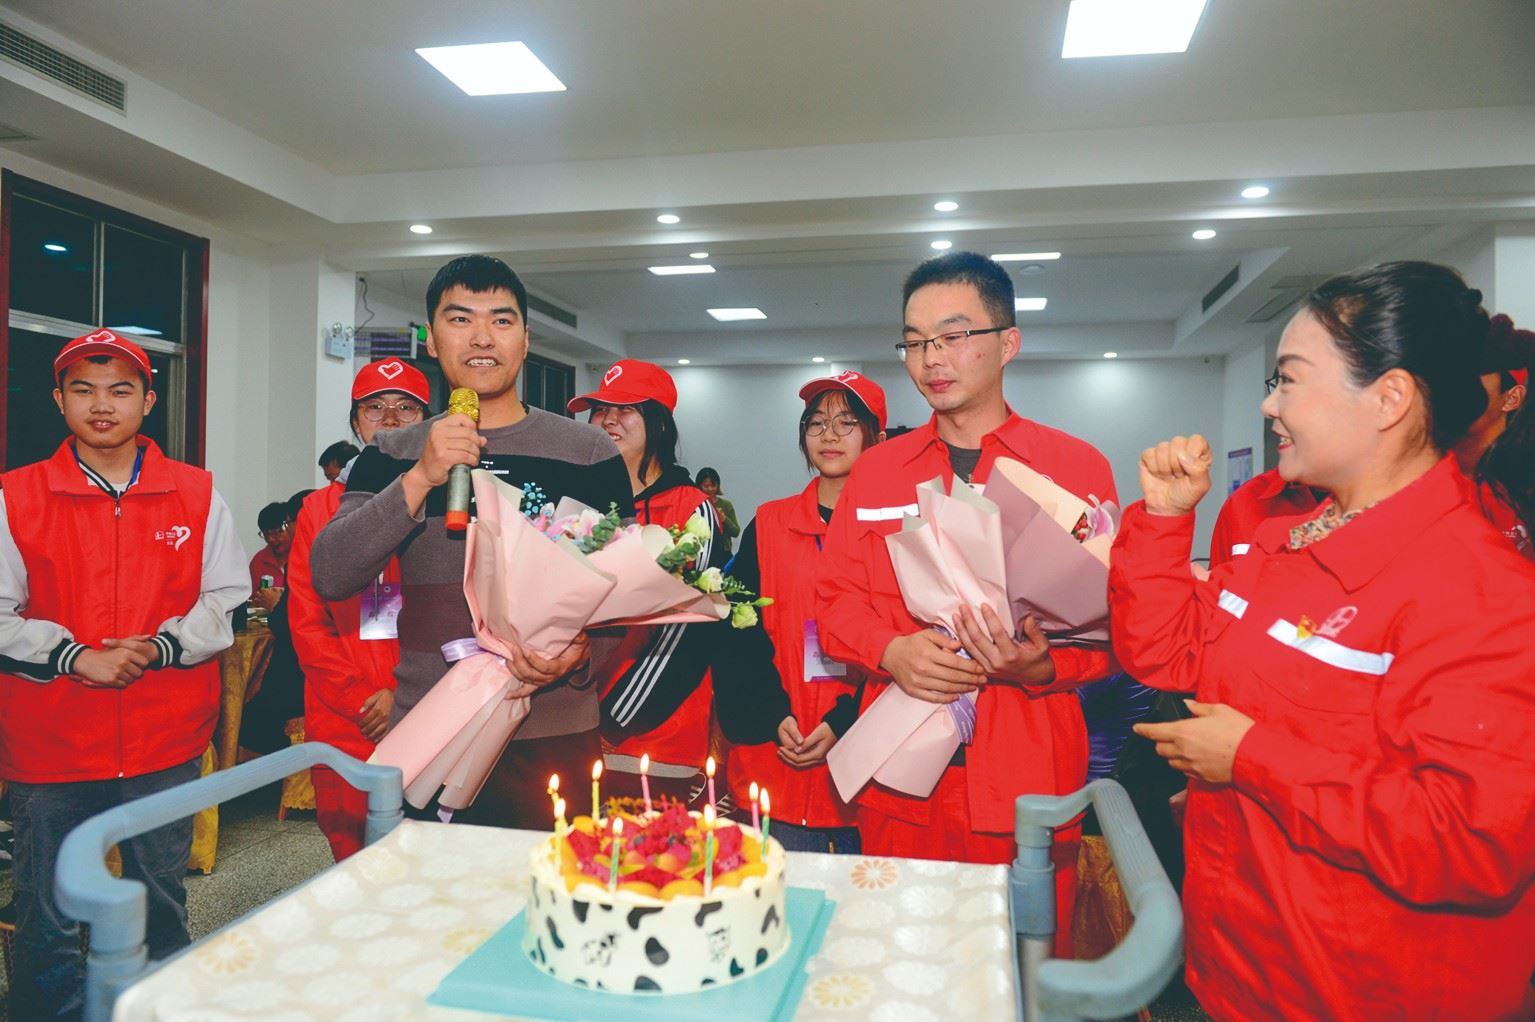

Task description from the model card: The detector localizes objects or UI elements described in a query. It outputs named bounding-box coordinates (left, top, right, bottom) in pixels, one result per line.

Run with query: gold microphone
left=445, top=387, right=480, bottom=532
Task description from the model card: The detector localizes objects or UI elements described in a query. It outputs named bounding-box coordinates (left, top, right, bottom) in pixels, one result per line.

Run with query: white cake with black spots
left=522, top=805, right=789, bottom=993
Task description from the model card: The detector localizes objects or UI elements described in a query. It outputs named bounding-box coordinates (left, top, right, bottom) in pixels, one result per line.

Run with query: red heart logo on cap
left=378, top=361, right=404, bottom=380
left=835, top=371, right=860, bottom=383
left=603, top=364, right=624, bottom=386
left=86, top=329, right=118, bottom=344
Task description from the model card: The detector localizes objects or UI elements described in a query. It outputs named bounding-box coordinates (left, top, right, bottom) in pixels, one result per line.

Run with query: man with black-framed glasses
left=815, top=251, right=1119, bottom=954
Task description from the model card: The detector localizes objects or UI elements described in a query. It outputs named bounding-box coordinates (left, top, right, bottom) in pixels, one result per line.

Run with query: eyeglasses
left=359, top=399, right=426, bottom=423
left=895, top=326, right=1008, bottom=361
left=805, top=415, right=862, bottom=438
left=260, top=524, right=290, bottom=541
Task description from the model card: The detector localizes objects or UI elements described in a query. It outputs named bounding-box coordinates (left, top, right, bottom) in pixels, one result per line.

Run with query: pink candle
left=749, top=781, right=761, bottom=832
left=639, top=753, right=653, bottom=814
left=702, top=803, right=717, bottom=896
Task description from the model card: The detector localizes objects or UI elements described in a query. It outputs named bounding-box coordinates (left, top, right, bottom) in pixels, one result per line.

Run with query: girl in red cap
left=567, top=360, right=732, bottom=805
left=716, top=372, right=887, bottom=852
left=1116, top=262, right=1535, bottom=1022
left=287, top=359, right=431, bottom=859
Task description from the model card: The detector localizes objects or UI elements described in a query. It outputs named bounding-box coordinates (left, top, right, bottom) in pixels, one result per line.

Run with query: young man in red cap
left=0, top=329, right=248, bottom=1020
left=312, top=257, right=633, bottom=830
left=816, top=253, right=1118, bottom=950
left=289, top=358, right=431, bottom=859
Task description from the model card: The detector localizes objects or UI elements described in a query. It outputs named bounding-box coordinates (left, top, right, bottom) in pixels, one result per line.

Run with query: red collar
left=900, top=410, right=1038, bottom=469
left=1256, top=456, right=1469, bottom=592
left=786, top=479, right=829, bottom=537
left=44, top=437, right=173, bottom=496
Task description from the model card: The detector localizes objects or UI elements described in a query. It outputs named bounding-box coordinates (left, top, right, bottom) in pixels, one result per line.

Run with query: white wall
left=1220, top=338, right=1271, bottom=499
left=671, top=356, right=1225, bottom=554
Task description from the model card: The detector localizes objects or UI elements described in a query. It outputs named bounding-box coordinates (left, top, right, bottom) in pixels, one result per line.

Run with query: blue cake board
left=427, top=887, right=835, bottom=1021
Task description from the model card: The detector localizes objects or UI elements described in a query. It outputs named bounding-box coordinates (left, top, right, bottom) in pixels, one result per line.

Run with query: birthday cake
left=522, top=801, right=789, bottom=993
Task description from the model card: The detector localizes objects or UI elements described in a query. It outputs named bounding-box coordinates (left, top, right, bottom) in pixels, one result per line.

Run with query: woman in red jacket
left=288, top=358, right=431, bottom=860
left=568, top=360, right=730, bottom=805
left=719, top=372, right=886, bottom=852
left=1113, top=262, right=1535, bottom=1022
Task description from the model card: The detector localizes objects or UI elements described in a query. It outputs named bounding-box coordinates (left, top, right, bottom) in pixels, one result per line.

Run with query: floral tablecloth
left=114, top=821, right=1017, bottom=1021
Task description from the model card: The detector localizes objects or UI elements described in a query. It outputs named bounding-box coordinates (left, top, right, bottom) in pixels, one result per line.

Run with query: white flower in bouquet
left=683, top=512, right=712, bottom=540
left=696, top=567, right=725, bottom=593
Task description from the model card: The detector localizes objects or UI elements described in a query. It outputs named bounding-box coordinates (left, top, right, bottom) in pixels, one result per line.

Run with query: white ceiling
left=2, top=1, right=1533, bottom=367
left=10, top=0, right=1534, bottom=174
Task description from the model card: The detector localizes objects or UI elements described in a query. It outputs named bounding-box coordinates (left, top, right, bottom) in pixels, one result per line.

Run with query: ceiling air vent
left=0, top=20, right=126, bottom=111
left=1246, top=274, right=1332, bottom=324
left=1200, top=265, right=1240, bottom=314
left=528, top=293, right=577, bottom=329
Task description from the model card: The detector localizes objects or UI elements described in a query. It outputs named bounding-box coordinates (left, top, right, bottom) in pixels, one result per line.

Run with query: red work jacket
left=288, top=483, right=399, bottom=758
left=604, top=482, right=715, bottom=767
left=816, top=412, right=1116, bottom=833
left=728, top=481, right=857, bottom=829
left=1209, top=468, right=1322, bottom=568
left=0, top=440, right=218, bottom=782
left=1476, top=479, right=1534, bottom=563
left=1109, top=456, right=1535, bottom=1022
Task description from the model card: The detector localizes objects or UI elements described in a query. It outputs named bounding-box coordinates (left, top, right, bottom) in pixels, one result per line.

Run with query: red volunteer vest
left=0, top=439, right=218, bottom=782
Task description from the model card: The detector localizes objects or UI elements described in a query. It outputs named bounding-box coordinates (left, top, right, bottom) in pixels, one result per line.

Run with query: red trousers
left=856, top=763, right=1078, bottom=958
left=313, top=764, right=366, bottom=861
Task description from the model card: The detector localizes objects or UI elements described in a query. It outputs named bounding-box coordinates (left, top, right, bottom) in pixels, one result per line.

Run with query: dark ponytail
left=1477, top=314, right=1535, bottom=533
left=1304, top=261, right=1489, bottom=452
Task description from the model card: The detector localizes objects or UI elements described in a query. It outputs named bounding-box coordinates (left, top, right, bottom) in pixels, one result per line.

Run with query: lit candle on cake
left=639, top=753, right=653, bottom=814
left=554, top=797, right=567, bottom=845
left=705, top=755, right=717, bottom=809
left=590, top=760, right=603, bottom=822
left=760, top=789, right=771, bottom=844
left=547, top=773, right=560, bottom=813
left=608, top=817, right=624, bottom=892
left=702, top=803, right=717, bottom=896
left=749, top=781, right=761, bottom=832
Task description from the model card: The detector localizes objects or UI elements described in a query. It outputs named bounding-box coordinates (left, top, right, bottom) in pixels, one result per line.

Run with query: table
left=112, top=822, right=1018, bottom=1021
left=215, top=624, right=273, bottom=772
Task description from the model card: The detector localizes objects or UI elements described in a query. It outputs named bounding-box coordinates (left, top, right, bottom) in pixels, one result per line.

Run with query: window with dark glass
left=523, top=351, right=575, bottom=417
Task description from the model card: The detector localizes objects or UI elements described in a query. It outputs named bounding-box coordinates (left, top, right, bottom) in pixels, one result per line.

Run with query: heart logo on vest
left=156, top=525, right=192, bottom=550
left=377, top=360, right=405, bottom=380
left=603, top=364, right=624, bottom=387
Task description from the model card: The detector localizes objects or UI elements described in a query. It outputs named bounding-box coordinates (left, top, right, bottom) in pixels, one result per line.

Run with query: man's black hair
left=256, top=502, right=288, bottom=533
left=318, top=441, right=360, bottom=470
left=901, top=251, right=1017, bottom=329
left=426, top=255, right=528, bottom=324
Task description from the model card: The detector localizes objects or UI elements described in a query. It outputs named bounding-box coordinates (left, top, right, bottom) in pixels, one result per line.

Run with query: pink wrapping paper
left=372, top=471, right=726, bottom=811
left=827, top=461, right=1116, bottom=800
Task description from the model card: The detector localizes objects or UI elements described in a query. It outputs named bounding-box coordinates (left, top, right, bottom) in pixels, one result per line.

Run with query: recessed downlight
left=415, top=41, right=566, bottom=95
left=707, top=308, right=766, bottom=322
left=1192, top=228, right=1217, bottom=240
left=930, top=240, right=953, bottom=251
left=1062, top=0, right=1209, bottom=59
left=43, top=242, right=69, bottom=253
left=811, top=356, right=826, bottom=364
left=1241, top=185, right=1271, bottom=199
left=933, top=200, right=959, bottom=212
left=409, top=224, right=433, bottom=235
left=677, top=358, right=691, bottom=365
left=689, top=251, right=709, bottom=259
left=1015, top=297, right=1048, bottom=312
left=1103, top=351, right=1119, bottom=359
left=656, top=213, right=681, bottom=225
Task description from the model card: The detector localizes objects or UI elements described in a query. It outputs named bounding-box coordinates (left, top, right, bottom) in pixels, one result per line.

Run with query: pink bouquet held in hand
left=827, top=458, right=1117, bottom=801
left=371, top=470, right=769, bottom=813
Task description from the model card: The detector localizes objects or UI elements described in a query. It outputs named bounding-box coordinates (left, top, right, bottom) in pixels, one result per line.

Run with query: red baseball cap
left=352, top=359, right=431, bottom=405
left=53, top=329, right=153, bottom=386
left=568, top=359, right=678, bottom=414
left=798, top=371, right=888, bottom=432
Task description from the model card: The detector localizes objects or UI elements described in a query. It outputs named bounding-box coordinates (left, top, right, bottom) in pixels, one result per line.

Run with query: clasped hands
left=72, top=635, right=161, bottom=688
left=880, top=605, right=1056, bottom=705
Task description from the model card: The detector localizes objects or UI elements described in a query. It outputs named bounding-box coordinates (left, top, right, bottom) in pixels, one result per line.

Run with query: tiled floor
left=0, top=793, right=1208, bottom=1020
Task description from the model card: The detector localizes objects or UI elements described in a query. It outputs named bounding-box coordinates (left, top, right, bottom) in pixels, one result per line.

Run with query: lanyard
left=73, top=443, right=145, bottom=497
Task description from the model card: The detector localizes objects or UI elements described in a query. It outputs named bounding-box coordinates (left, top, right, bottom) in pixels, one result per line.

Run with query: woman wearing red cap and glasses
left=568, top=360, right=733, bottom=805
left=715, top=372, right=887, bottom=852
left=286, top=359, right=431, bottom=860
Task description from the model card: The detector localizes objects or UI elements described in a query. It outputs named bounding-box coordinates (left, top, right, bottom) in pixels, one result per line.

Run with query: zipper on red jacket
left=115, top=489, right=125, bottom=778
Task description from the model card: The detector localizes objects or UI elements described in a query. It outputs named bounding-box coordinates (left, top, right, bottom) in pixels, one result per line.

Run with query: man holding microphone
left=311, top=255, right=632, bottom=829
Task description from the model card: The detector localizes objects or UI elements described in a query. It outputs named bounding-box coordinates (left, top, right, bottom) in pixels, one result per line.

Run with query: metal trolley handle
left=1012, top=778, right=1185, bottom=1022
left=55, top=743, right=404, bottom=1022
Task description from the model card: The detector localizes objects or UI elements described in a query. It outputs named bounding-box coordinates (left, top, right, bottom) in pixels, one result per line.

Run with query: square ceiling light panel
left=416, top=41, right=566, bottom=95
left=1062, top=0, right=1208, bottom=58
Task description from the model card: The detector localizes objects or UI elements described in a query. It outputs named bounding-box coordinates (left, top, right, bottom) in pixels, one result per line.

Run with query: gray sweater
left=310, top=408, right=633, bottom=740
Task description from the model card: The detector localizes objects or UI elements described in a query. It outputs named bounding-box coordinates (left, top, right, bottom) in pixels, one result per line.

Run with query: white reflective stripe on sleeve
left=1230, top=543, right=1251, bottom=556
left=855, top=503, right=919, bottom=522
left=1217, top=590, right=1249, bottom=619
left=1265, top=619, right=1395, bottom=676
